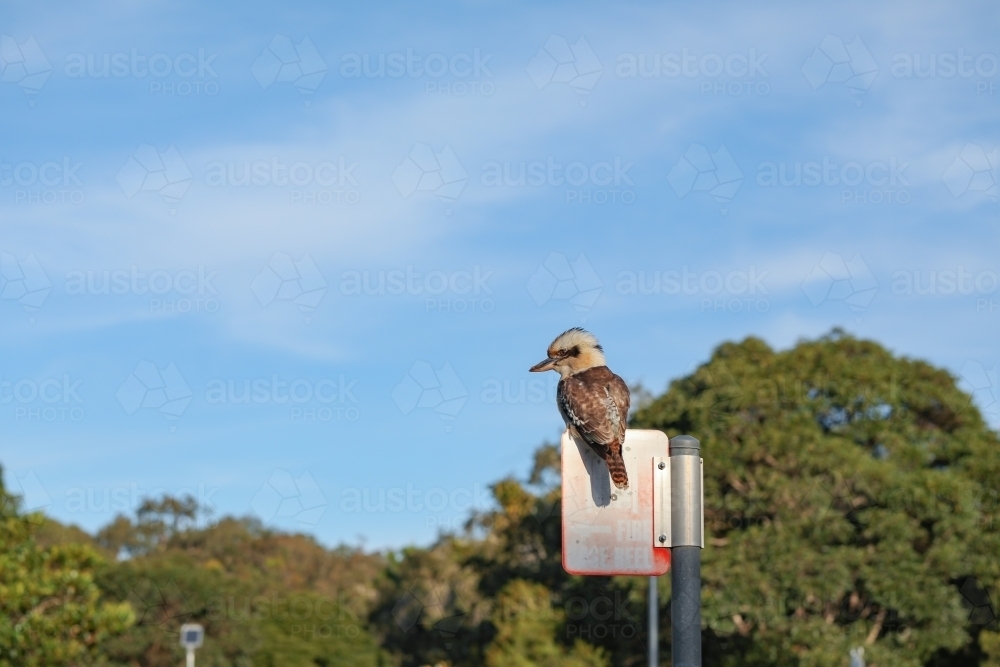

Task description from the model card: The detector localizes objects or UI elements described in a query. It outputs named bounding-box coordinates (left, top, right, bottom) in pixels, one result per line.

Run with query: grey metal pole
left=670, top=435, right=702, bottom=667
left=649, top=575, right=658, bottom=666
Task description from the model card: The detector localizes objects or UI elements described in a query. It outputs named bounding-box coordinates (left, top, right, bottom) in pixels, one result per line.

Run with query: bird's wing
left=558, top=367, right=630, bottom=450
left=607, top=371, right=630, bottom=444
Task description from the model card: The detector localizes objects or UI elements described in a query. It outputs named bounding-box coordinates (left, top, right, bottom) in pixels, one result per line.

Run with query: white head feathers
left=547, top=327, right=602, bottom=358
left=534, top=327, right=607, bottom=377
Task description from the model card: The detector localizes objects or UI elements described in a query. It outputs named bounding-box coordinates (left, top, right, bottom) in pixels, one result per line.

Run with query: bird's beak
left=530, top=357, right=557, bottom=372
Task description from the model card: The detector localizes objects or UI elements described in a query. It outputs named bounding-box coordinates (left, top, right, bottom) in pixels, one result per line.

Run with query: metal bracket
left=700, top=458, right=705, bottom=549
left=653, top=457, right=670, bottom=548
left=652, top=455, right=704, bottom=549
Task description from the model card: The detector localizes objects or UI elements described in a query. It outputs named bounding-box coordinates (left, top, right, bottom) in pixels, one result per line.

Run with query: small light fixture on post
left=179, top=623, right=204, bottom=667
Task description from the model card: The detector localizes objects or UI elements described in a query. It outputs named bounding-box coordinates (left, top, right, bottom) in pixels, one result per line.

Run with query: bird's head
left=529, top=328, right=607, bottom=378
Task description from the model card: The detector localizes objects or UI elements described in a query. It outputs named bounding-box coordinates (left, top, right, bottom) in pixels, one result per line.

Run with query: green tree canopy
left=0, top=475, right=134, bottom=666
left=631, top=330, right=1000, bottom=667
left=6, top=331, right=1000, bottom=666
left=370, top=331, right=1000, bottom=667
left=93, top=504, right=388, bottom=666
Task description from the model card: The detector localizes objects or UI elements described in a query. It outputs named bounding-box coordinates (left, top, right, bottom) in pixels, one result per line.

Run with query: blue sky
left=1, top=0, right=998, bottom=549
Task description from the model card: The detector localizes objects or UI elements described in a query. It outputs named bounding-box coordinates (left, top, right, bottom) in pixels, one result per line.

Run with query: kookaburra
left=530, top=328, right=630, bottom=489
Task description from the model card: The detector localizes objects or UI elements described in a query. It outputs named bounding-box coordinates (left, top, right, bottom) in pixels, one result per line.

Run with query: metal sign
left=561, top=429, right=672, bottom=576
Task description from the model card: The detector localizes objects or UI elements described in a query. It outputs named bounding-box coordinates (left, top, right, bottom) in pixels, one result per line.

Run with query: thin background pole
left=649, top=575, right=659, bottom=666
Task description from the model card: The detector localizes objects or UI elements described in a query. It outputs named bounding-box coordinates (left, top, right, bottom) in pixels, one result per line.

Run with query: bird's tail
left=608, top=446, right=628, bottom=489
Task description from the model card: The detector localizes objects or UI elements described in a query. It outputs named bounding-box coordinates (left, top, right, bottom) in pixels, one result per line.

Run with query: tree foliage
left=0, top=479, right=133, bottom=666
left=370, top=331, right=1000, bottom=666
left=631, top=331, right=1000, bottom=667
left=4, top=331, right=1000, bottom=666
left=93, top=510, right=388, bottom=666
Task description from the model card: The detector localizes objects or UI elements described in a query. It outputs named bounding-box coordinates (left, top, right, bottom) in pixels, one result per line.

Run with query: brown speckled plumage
left=557, top=366, right=630, bottom=488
